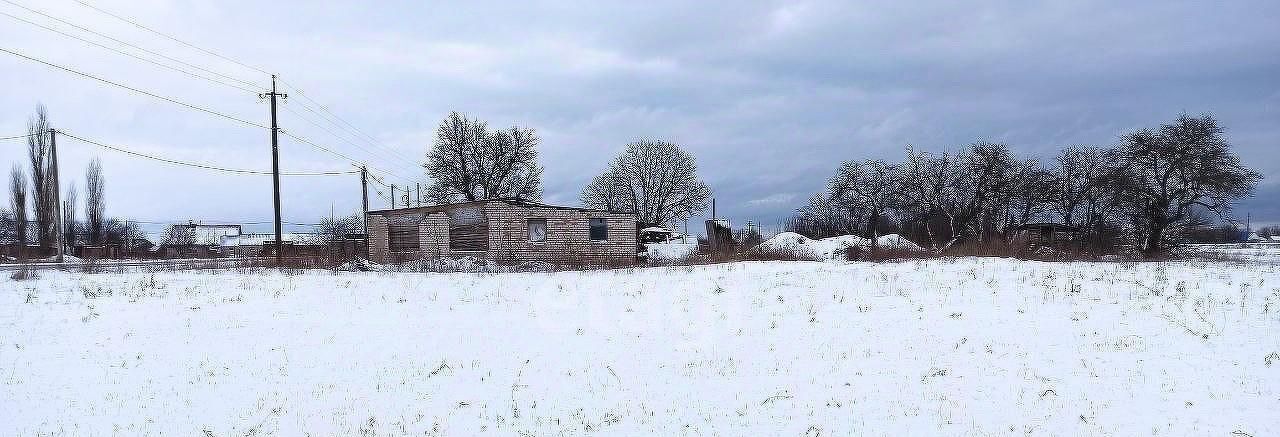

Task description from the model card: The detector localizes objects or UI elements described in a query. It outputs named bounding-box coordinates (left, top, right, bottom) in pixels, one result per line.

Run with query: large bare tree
left=26, top=105, right=56, bottom=248
left=62, top=185, right=77, bottom=249
left=424, top=112, right=543, bottom=204
left=85, top=158, right=105, bottom=244
left=580, top=140, right=712, bottom=227
left=1049, top=146, right=1128, bottom=243
left=8, top=165, right=27, bottom=246
left=901, top=147, right=969, bottom=251
left=1117, top=114, right=1260, bottom=256
left=828, top=159, right=904, bottom=248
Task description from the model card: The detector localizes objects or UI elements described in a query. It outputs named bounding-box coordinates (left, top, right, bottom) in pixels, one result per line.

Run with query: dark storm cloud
left=1, top=0, right=1276, bottom=230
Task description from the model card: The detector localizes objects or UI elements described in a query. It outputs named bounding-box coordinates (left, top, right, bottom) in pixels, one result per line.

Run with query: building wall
left=482, top=202, right=636, bottom=266
left=366, top=200, right=636, bottom=266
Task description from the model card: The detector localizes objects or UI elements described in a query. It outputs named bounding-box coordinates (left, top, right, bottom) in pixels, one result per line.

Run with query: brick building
left=365, top=198, right=637, bottom=266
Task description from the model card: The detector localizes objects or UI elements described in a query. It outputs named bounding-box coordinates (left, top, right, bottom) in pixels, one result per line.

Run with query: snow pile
left=876, top=233, right=924, bottom=251
left=755, top=232, right=921, bottom=260
left=3, top=259, right=1278, bottom=435
left=333, top=257, right=382, bottom=272
left=645, top=242, right=698, bottom=261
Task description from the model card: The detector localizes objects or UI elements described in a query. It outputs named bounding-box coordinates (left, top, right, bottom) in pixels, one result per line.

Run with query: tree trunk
left=1142, top=222, right=1165, bottom=258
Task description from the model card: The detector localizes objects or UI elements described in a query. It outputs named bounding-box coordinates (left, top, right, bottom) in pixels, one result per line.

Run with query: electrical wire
left=10, top=1, right=423, bottom=192
left=279, top=129, right=411, bottom=185
left=58, top=130, right=358, bottom=176
left=278, top=78, right=419, bottom=163
left=0, top=132, right=36, bottom=141
left=2, top=0, right=265, bottom=90
left=0, top=9, right=258, bottom=94
left=0, top=46, right=269, bottom=129
left=74, top=0, right=271, bottom=76
left=280, top=104, right=421, bottom=181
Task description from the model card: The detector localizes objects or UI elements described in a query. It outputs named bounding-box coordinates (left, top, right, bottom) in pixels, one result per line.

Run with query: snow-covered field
left=3, top=258, right=1279, bottom=435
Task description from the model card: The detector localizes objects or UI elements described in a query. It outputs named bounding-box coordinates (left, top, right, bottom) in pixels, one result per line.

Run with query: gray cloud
left=1, top=0, right=1276, bottom=234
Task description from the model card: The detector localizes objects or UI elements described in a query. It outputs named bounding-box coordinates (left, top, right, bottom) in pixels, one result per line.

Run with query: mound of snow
left=808, top=235, right=871, bottom=259
left=334, top=258, right=382, bottom=272
left=875, top=234, right=924, bottom=251
left=756, top=232, right=923, bottom=260
left=645, top=242, right=698, bottom=261
left=755, top=232, right=869, bottom=260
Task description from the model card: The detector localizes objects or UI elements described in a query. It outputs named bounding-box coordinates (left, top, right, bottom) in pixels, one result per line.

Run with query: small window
left=528, top=218, right=547, bottom=243
left=589, top=218, right=608, bottom=241
left=388, top=223, right=419, bottom=251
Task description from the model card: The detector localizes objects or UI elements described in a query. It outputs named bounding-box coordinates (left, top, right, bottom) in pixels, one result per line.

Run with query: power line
left=0, top=9, right=258, bottom=94
left=277, top=78, right=419, bottom=164
left=74, top=0, right=271, bottom=76
left=58, top=130, right=357, bottom=176
left=127, top=219, right=326, bottom=226
left=280, top=103, right=421, bottom=181
left=279, top=129, right=411, bottom=185
left=0, top=45, right=269, bottom=129
left=1, top=0, right=264, bottom=90
left=0, top=132, right=36, bottom=141
left=17, top=1, right=423, bottom=195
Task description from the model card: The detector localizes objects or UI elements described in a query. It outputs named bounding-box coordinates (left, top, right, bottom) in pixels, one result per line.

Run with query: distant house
left=219, top=232, right=339, bottom=258
left=365, top=198, right=637, bottom=265
left=159, top=223, right=242, bottom=257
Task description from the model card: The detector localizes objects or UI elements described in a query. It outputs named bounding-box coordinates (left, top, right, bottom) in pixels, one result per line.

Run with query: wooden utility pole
left=260, top=74, right=287, bottom=266
left=390, top=184, right=396, bottom=209
left=360, top=166, right=369, bottom=213
left=415, top=183, right=421, bottom=207
left=50, top=128, right=63, bottom=263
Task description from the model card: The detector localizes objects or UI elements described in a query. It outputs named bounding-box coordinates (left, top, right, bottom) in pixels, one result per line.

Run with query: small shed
left=1014, top=222, right=1080, bottom=247
left=365, top=198, right=637, bottom=266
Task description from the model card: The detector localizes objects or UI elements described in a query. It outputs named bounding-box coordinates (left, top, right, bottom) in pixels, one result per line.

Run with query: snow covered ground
left=3, top=258, right=1279, bottom=435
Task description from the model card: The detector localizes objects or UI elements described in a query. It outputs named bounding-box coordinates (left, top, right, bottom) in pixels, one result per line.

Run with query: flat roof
left=366, top=197, right=634, bottom=216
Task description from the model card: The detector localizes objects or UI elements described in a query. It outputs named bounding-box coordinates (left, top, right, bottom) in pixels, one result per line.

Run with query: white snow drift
left=755, top=232, right=923, bottom=259
left=2, top=259, right=1278, bottom=435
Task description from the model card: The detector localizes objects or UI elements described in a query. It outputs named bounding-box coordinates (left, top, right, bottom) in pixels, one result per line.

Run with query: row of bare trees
left=2, top=106, right=118, bottom=253
left=422, top=113, right=714, bottom=228
left=787, top=114, right=1261, bottom=257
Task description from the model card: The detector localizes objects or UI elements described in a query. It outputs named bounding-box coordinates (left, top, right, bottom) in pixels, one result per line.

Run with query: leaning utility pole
left=50, top=128, right=64, bottom=263
left=260, top=75, right=287, bottom=266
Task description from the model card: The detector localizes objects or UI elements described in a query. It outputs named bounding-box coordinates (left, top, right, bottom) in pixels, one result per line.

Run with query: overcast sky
left=2, top=0, right=1277, bottom=235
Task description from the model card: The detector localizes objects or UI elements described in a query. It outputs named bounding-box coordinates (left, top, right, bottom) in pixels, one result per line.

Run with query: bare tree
left=424, top=112, right=543, bottom=203
left=901, top=147, right=968, bottom=251
left=315, top=213, right=362, bottom=261
left=828, top=159, right=904, bottom=249
left=1117, top=114, right=1261, bottom=256
left=1049, top=146, right=1129, bottom=246
left=85, top=158, right=105, bottom=244
left=102, top=218, right=145, bottom=250
left=0, top=208, right=13, bottom=245
left=26, top=105, right=56, bottom=248
left=62, top=185, right=77, bottom=249
left=580, top=140, right=712, bottom=226
left=8, top=165, right=27, bottom=246
left=160, top=225, right=195, bottom=247
left=783, top=193, right=862, bottom=239
left=580, top=171, right=632, bottom=213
